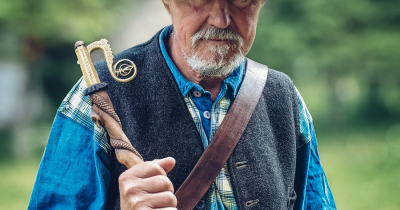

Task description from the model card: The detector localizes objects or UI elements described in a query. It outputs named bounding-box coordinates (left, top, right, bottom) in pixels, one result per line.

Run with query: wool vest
left=95, top=30, right=300, bottom=210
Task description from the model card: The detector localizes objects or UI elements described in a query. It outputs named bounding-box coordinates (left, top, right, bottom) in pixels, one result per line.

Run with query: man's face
left=164, top=0, right=264, bottom=76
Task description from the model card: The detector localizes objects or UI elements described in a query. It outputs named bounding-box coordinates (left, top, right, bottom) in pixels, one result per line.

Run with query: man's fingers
left=119, top=157, right=177, bottom=209
left=120, top=157, right=176, bottom=181
left=122, top=161, right=167, bottom=179
left=143, top=191, right=177, bottom=208
left=136, top=175, right=175, bottom=193
left=153, top=157, right=175, bottom=173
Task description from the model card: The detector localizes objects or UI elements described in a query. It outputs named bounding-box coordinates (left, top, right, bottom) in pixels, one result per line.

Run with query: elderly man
left=29, top=0, right=336, bottom=209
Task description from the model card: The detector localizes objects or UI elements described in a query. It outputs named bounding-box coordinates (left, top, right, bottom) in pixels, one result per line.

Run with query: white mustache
left=191, top=27, right=244, bottom=47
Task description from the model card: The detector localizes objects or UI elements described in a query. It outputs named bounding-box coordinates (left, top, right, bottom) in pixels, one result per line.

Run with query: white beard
left=181, top=27, right=245, bottom=77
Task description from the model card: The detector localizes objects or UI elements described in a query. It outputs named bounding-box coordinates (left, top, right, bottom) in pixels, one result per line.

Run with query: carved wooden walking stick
left=74, top=39, right=143, bottom=168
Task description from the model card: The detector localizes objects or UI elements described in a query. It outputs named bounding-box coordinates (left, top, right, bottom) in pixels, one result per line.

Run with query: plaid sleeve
left=295, top=87, right=312, bottom=149
left=58, top=77, right=110, bottom=154
left=29, top=78, right=112, bottom=209
left=294, top=88, right=337, bottom=210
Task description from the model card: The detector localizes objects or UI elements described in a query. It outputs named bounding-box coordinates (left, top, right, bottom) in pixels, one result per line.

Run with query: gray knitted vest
left=95, top=30, right=300, bottom=210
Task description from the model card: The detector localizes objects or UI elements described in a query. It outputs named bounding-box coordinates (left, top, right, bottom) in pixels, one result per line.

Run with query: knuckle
left=119, top=178, right=142, bottom=196
left=123, top=183, right=140, bottom=196
left=119, top=167, right=139, bottom=183
left=147, top=162, right=165, bottom=174
left=165, top=191, right=177, bottom=206
left=129, top=196, right=146, bottom=208
left=156, top=175, right=174, bottom=191
left=120, top=186, right=149, bottom=209
left=157, top=174, right=170, bottom=183
left=119, top=178, right=131, bottom=191
left=118, top=171, right=129, bottom=183
left=119, top=179, right=129, bottom=193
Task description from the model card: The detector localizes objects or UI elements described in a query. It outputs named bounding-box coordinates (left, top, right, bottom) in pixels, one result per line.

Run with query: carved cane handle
left=75, top=40, right=143, bottom=169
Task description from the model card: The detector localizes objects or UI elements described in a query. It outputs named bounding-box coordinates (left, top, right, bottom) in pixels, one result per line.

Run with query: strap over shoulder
left=175, top=58, right=269, bottom=210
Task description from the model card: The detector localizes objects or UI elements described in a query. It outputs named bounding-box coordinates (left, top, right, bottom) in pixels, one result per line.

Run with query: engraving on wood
left=90, top=93, right=122, bottom=127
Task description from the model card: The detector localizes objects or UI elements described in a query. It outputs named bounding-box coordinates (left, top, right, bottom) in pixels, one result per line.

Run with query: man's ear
left=162, top=0, right=172, bottom=15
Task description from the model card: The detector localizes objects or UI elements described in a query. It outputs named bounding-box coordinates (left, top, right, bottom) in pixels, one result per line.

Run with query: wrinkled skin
left=166, top=0, right=263, bottom=71
left=119, top=1, right=264, bottom=209
left=119, top=158, right=177, bottom=210
left=164, top=0, right=264, bottom=101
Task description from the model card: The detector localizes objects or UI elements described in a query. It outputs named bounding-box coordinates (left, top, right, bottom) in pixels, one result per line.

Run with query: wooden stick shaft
left=90, top=90, right=144, bottom=168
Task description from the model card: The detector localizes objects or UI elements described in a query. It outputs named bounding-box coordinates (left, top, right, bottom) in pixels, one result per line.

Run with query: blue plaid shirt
left=29, top=26, right=336, bottom=210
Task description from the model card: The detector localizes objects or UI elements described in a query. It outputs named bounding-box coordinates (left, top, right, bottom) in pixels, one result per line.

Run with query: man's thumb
left=153, top=157, right=176, bottom=173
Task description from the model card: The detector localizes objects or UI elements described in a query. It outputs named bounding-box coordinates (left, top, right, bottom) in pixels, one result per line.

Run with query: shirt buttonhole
left=245, top=199, right=259, bottom=207
left=236, top=161, right=249, bottom=169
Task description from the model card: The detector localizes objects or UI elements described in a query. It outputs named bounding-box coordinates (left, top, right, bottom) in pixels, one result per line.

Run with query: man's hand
left=119, top=157, right=177, bottom=210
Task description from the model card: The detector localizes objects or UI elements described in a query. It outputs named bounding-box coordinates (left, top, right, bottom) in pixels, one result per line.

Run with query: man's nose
left=207, top=0, right=231, bottom=29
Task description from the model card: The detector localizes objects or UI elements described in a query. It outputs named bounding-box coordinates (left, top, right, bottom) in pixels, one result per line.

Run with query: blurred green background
left=0, top=0, right=399, bottom=209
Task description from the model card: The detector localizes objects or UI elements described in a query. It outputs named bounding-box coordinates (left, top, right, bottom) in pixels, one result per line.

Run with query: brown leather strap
left=175, top=59, right=269, bottom=210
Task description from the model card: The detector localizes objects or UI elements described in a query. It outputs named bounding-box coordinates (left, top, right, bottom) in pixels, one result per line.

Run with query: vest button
left=195, top=199, right=206, bottom=209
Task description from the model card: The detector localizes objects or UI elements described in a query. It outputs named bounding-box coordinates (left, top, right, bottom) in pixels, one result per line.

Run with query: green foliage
left=0, top=0, right=137, bottom=121
left=0, top=1, right=399, bottom=209
left=1, top=0, right=398, bottom=127
left=0, top=129, right=13, bottom=159
left=0, top=0, right=130, bottom=42
left=249, top=0, right=400, bottom=128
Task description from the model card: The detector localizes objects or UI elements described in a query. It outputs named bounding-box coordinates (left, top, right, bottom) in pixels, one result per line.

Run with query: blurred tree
left=249, top=0, right=400, bottom=129
left=0, top=0, right=135, bottom=157
left=0, top=0, right=131, bottom=43
left=0, top=0, right=134, bottom=119
left=0, top=0, right=399, bottom=157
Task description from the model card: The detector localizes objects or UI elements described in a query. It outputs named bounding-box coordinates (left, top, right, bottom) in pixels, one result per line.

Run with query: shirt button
left=196, top=199, right=206, bottom=210
left=193, top=91, right=202, bottom=97
left=203, top=111, right=211, bottom=119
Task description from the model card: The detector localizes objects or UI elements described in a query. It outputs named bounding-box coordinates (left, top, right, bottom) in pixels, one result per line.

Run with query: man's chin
left=196, top=52, right=239, bottom=65
left=190, top=57, right=244, bottom=77
left=196, top=66, right=234, bottom=77
left=183, top=47, right=244, bottom=77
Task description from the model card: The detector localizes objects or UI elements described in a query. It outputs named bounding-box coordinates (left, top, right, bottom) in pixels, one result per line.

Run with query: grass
left=0, top=128, right=399, bottom=209
left=0, top=156, right=41, bottom=210
left=318, top=129, right=400, bottom=210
